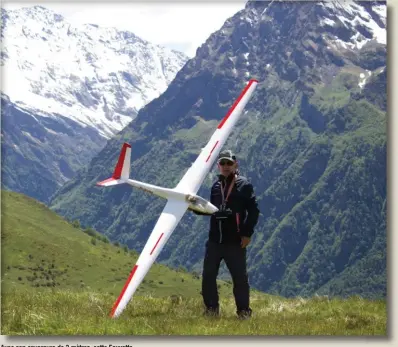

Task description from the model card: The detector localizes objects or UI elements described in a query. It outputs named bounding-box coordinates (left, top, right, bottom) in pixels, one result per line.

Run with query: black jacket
left=194, top=173, right=260, bottom=244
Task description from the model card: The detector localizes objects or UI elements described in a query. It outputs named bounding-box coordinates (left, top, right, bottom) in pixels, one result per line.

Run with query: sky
left=2, top=1, right=247, bottom=57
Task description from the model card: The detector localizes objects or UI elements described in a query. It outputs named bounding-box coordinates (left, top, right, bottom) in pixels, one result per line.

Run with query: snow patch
left=321, top=1, right=337, bottom=11
left=22, top=130, right=42, bottom=144
left=261, top=0, right=276, bottom=16
left=350, top=32, right=371, bottom=49
left=358, top=70, right=371, bottom=89
left=44, top=127, right=60, bottom=135
left=372, top=5, right=386, bottom=25
left=337, top=15, right=350, bottom=27
left=336, top=3, right=386, bottom=46
left=320, top=18, right=336, bottom=26
left=327, top=2, right=386, bottom=48
left=351, top=14, right=386, bottom=45
left=243, top=16, right=254, bottom=25
left=333, top=38, right=353, bottom=49
left=348, top=2, right=371, bottom=21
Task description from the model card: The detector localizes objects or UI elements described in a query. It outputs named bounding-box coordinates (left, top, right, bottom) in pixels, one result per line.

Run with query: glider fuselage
left=125, top=178, right=218, bottom=215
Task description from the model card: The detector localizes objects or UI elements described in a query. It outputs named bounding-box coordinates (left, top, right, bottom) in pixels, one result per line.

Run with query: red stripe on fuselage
left=150, top=233, right=164, bottom=255
left=110, top=264, right=138, bottom=317
left=217, top=79, right=257, bottom=130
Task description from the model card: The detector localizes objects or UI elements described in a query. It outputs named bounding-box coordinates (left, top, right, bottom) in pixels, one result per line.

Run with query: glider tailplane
left=97, top=142, right=131, bottom=186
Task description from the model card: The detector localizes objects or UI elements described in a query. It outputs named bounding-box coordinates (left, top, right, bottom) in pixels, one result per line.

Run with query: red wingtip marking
left=205, top=141, right=219, bottom=163
left=110, top=264, right=138, bottom=317
left=150, top=233, right=164, bottom=255
left=112, top=143, right=131, bottom=179
left=217, top=80, right=257, bottom=130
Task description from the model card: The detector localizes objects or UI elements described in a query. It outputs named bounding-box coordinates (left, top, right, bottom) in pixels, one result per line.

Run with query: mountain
left=1, top=5, right=188, bottom=138
left=1, top=94, right=105, bottom=203
left=1, top=6, right=188, bottom=203
left=50, top=0, right=387, bottom=299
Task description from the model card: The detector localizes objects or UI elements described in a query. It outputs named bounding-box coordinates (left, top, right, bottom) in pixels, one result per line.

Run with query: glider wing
left=176, top=79, right=258, bottom=193
left=109, top=198, right=189, bottom=318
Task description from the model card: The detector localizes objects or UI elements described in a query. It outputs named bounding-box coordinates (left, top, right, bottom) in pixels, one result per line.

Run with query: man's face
left=218, top=159, right=236, bottom=176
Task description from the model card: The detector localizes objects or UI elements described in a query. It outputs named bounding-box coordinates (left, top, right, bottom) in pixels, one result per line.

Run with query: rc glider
left=97, top=79, right=258, bottom=318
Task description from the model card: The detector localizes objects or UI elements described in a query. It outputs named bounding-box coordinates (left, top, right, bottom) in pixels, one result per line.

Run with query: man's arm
left=241, top=182, right=260, bottom=238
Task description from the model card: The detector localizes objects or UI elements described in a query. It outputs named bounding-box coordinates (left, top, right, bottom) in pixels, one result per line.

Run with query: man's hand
left=186, top=195, right=197, bottom=203
left=241, top=236, right=251, bottom=248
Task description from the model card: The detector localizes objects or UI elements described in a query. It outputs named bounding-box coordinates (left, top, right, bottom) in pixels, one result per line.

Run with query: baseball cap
left=217, top=150, right=236, bottom=163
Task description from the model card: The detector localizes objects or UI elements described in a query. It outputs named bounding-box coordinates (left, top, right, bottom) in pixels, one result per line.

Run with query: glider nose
left=207, top=202, right=219, bottom=214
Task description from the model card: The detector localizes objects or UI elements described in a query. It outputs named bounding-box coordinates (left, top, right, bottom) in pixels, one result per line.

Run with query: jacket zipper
left=218, top=175, right=236, bottom=244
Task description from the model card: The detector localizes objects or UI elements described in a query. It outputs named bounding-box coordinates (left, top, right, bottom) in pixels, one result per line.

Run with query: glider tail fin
left=97, top=143, right=131, bottom=187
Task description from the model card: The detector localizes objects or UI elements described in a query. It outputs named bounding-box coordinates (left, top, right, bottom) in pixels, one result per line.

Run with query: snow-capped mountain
left=1, top=6, right=188, bottom=138
left=1, top=5, right=188, bottom=204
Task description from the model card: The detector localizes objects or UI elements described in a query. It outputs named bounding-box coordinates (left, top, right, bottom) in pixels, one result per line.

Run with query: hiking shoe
left=204, top=307, right=220, bottom=317
left=237, top=308, right=252, bottom=320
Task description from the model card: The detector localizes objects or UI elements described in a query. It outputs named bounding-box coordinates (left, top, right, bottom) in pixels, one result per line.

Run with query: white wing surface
left=176, top=79, right=258, bottom=194
left=109, top=199, right=189, bottom=318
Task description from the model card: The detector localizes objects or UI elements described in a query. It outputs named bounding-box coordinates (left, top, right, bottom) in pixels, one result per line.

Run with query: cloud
left=3, top=2, right=247, bottom=57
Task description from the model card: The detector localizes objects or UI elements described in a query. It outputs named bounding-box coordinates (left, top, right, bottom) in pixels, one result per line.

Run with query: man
left=192, top=149, right=260, bottom=319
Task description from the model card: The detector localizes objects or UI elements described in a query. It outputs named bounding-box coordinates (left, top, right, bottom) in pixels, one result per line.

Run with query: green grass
left=1, top=190, right=232, bottom=297
left=1, top=290, right=386, bottom=335
left=173, top=116, right=218, bottom=144
left=1, top=190, right=387, bottom=335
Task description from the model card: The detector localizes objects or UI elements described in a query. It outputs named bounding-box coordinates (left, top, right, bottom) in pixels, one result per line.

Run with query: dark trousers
left=202, top=240, right=251, bottom=313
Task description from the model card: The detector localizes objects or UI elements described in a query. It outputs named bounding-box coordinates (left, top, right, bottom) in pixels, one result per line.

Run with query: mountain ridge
left=1, top=5, right=188, bottom=203
left=1, top=5, right=189, bottom=138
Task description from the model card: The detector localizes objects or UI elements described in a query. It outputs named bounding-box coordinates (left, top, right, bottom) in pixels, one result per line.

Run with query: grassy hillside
left=1, top=190, right=231, bottom=298
left=0, top=191, right=386, bottom=335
